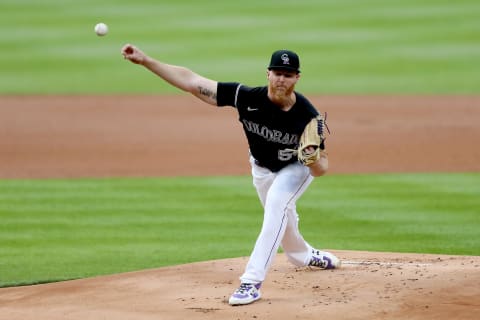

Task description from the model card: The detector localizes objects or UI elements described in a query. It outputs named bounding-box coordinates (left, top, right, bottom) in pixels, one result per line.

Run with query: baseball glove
left=297, top=113, right=329, bottom=166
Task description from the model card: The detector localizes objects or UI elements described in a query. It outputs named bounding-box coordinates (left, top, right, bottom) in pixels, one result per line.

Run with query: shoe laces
left=236, top=283, right=258, bottom=294
left=309, top=256, right=328, bottom=268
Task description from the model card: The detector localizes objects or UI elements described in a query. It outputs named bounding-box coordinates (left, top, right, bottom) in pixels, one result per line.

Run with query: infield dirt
left=0, top=95, right=479, bottom=319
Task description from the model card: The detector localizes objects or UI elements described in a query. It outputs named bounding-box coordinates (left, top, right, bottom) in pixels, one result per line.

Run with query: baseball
left=94, top=23, right=108, bottom=36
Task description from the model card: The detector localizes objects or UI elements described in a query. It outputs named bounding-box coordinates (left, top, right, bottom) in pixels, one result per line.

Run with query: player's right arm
left=121, top=44, right=218, bottom=106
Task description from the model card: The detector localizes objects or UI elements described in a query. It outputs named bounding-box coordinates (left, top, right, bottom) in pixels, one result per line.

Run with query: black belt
left=254, top=159, right=284, bottom=172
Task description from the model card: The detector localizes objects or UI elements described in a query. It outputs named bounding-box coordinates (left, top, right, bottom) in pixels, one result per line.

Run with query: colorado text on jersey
left=242, top=119, right=299, bottom=145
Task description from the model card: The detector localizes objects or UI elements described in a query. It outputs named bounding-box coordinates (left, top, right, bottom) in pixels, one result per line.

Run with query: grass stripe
left=1, top=173, right=479, bottom=287
left=0, top=0, right=479, bottom=94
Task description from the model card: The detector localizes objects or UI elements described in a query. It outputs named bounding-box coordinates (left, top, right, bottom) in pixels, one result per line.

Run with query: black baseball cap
left=268, top=49, right=300, bottom=73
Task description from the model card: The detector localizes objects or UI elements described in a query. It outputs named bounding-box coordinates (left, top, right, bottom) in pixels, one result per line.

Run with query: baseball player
left=121, top=44, right=341, bottom=306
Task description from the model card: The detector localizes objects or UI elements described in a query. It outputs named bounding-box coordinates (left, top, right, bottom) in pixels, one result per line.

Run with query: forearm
left=308, top=150, right=328, bottom=177
left=141, top=56, right=196, bottom=93
left=141, top=56, right=217, bottom=104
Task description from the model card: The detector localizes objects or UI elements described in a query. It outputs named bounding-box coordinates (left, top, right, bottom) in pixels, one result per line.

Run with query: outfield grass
left=1, top=173, right=478, bottom=287
left=1, top=0, right=479, bottom=94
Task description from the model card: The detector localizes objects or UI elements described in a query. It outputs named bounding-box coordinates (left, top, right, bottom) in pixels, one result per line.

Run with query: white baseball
left=94, top=23, right=108, bottom=36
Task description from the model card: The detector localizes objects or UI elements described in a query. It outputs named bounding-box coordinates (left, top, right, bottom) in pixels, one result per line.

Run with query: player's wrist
left=139, top=55, right=152, bottom=66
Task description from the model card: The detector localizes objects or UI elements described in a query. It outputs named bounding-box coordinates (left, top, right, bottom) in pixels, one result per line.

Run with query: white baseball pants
left=240, top=156, right=315, bottom=284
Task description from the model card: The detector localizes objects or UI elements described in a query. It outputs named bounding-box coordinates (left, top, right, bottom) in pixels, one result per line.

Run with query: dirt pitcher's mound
left=0, top=251, right=478, bottom=320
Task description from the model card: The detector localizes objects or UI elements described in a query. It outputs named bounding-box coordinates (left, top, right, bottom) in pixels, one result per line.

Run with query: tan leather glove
left=298, top=113, right=328, bottom=166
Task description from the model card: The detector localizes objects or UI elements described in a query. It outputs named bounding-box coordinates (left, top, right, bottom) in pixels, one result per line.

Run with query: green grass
left=1, top=0, right=479, bottom=94
left=301, top=174, right=480, bottom=254
left=1, top=173, right=479, bottom=287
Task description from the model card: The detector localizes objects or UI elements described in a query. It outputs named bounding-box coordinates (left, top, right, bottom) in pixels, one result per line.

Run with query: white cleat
left=308, top=249, right=341, bottom=269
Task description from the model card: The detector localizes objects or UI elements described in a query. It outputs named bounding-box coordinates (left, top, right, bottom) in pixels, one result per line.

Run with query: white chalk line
left=342, top=260, right=432, bottom=267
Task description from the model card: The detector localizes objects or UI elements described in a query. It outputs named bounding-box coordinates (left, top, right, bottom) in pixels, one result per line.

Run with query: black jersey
left=217, top=82, right=319, bottom=172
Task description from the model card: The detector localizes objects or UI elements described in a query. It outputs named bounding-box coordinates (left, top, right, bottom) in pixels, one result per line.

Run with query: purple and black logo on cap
left=268, top=50, right=300, bottom=73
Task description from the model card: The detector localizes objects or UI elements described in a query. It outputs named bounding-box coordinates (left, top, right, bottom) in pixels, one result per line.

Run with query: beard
left=270, top=83, right=294, bottom=98
left=267, top=83, right=296, bottom=109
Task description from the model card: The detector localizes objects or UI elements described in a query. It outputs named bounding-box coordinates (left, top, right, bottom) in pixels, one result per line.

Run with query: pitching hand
left=121, top=44, right=147, bottom=65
